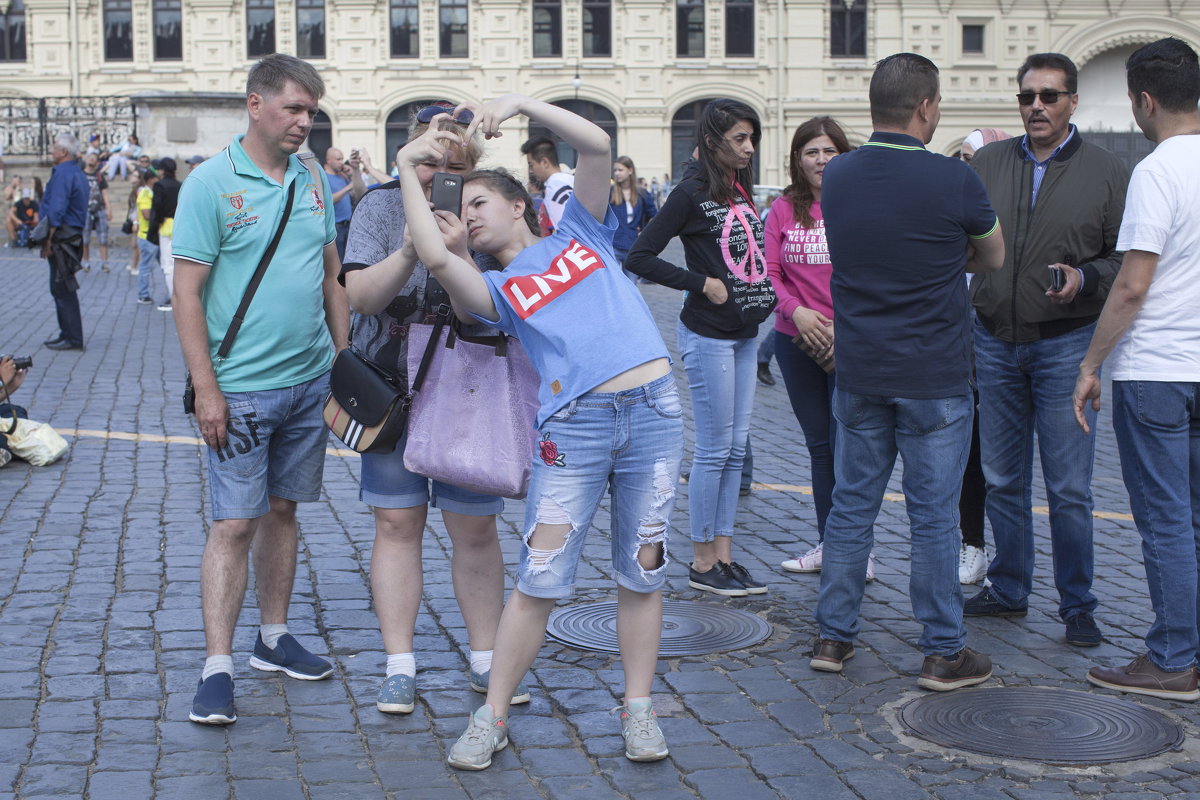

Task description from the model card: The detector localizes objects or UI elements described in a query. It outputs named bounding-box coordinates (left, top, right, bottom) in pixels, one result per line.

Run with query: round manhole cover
left=546, top=600, right=771, bottom=656
left=899, top=686, right=1184, bottom=765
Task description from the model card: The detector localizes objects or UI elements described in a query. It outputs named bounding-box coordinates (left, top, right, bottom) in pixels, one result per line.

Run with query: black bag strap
left=215, top=178, right=298, bottom=361
left=409, top=305, right=453, bottom=395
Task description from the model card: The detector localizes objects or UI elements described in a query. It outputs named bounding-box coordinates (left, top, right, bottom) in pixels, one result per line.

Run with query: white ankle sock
left=260, top=624, right=288, bottom=649
left=469, top=649, right=493, bottom=675
left=386, top=653, right=416, bottom=678
left=626, top=696, right=652, bottom=711
left=202, top=655, right=234, bottom=681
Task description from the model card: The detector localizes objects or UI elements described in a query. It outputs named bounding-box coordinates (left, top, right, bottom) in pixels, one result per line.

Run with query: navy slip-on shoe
left=189, top=672, right=236, bottom=725
left=248, top=633, right=333, bottom=680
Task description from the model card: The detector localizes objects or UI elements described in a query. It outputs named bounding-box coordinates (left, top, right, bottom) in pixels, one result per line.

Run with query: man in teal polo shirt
left=172, top=53, right=349, bottom=725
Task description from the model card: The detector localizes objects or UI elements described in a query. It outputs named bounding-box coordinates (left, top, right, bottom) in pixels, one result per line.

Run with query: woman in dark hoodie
left=626, top=98, right=774, bottom=598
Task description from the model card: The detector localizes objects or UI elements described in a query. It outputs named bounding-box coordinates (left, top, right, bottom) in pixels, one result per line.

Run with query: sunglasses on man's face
left=1016, top=90, right=1073, bottom=106
left=416, top=104, right=474, bottom=125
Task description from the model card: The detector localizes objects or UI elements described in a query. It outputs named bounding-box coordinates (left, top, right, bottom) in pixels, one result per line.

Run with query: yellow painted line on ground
left=755, top=484, right=1133, bottom=522
left=63, top=428, right=360, bottom=459
left=62, top=429, right=1135, bottom=521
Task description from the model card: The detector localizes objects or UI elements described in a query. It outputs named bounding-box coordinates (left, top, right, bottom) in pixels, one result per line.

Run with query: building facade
left=1, top=0, right=1197, bottom=181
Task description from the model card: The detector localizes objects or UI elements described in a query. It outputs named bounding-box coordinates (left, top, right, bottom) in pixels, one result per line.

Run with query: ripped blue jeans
left=517, top=373, right=684, bottom=599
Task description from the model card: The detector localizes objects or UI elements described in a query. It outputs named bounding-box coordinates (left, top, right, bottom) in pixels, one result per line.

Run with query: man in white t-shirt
left=521, top=136, right=573, bottom=235
left=1073, top=37, right=1200, bottom=703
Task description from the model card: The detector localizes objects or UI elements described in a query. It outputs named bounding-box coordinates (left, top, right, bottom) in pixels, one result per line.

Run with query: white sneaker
left=958, top=544, right=988, bottom=584
left=781, top=542, right=823, bottom=573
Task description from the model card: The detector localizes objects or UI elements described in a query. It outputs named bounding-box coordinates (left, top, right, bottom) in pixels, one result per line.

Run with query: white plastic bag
left=5, top=418, right=69, bottom=466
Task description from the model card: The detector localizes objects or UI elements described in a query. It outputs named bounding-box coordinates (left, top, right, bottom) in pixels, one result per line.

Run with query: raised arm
left=396, top=123, right=498, bottom=321
left=464, top=94, right=611, bottom=222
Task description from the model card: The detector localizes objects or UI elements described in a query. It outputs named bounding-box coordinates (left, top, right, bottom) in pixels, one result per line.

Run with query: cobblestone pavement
left=3, top=244, right=1199, bottom=800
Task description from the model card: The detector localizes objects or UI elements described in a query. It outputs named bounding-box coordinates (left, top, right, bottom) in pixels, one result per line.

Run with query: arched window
left=526, top=99, right=617, bottom=169
left=385, top=100, right=442, bottom=171
left=670, top=98, right=760, bottom=181
left=307, top=110, right=332, bottom=164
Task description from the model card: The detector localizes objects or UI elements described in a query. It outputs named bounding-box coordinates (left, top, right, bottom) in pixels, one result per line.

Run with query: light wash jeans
left=676, top=321, right=757, bottom=543
left=816, top=389, right=974, bottom=655
left=516, top=374, right=684, bottom=599
left=136, top=237, right=159, bottom=302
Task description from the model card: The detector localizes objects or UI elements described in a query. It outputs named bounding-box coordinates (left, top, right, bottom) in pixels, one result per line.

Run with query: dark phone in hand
left=431, top=173, right=463, bottom=218
left=1049, top=266, right=1064, bottom=292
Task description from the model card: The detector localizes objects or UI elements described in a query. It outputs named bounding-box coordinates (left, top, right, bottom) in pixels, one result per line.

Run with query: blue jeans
left=817, top=389, right=973, bottom=655
left=1113, top=381, right=1200, bottom=671
left=677, top=322, right=757, bottom=543
left=516, top=374, right=683, bottom=599
left=974, top=321, right=1098, bottom=619
left=207, top=371, right=331, bottom=520
left=360, top=436, right=503, bottom=516
left=775, top=329, right=836, bottom=539
left=136, top=237, right=159, bottom=301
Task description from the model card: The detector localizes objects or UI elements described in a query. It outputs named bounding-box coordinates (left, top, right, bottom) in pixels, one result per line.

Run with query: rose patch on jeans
left=540, top=433, right=566, bottom=467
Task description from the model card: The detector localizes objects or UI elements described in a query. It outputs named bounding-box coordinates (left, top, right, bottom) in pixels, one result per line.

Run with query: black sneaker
left=688, top=563, right=748, bottom=597
left=756, top=362, right=775, bottom=386
left=917, top=647, right=992, bottom=691
left=1065, top=612, right=1102, bottom=647
left=724, top=561, right=767, bottom=594
left=963, top=586, right=1027, bottom=617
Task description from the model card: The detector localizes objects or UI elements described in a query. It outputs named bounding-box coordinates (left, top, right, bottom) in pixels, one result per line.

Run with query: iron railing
left=0, top=96, right=137, bottom=159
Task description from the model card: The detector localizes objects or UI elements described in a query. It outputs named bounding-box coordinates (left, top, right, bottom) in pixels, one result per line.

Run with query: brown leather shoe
left=810, top=637, right=855, bottom=673
left=1087, top=654, right=1200, bottom=702
left=918, top=647, right=992, bottom=691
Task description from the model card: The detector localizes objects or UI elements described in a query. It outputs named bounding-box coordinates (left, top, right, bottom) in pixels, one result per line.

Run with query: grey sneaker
left=468, top=667, right=531, bottom=704
left=447, top=705, right=508, bottom=770
left=615, top=702, right=669, bottom=762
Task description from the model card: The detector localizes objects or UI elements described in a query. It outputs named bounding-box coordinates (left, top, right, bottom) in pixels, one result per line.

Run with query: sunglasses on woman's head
left=1016, top=90, right=1072, bottom=106
left=416, top=104, right=474, bottom=125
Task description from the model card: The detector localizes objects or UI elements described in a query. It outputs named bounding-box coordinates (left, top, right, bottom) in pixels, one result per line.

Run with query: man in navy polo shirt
left=809, top=53, right=1005, bottom=690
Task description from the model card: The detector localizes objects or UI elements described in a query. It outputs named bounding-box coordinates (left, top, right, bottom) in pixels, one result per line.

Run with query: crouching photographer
left=1, top=354, right=68, bottom=467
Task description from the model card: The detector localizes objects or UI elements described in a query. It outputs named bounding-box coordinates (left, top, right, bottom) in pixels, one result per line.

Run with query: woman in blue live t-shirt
left=396, top=95, right=684, bottom=771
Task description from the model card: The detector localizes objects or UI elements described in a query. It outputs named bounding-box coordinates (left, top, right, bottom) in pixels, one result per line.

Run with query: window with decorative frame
left=830, top=0, right=865, bottom=58
left=676, top=0, right=704, bottom=58
left=725, top=0, right=753, bottom=57
left=104, top=0, right=133, bottom=62
left=440, top=0, right=469, bottom=58
left=390, top=0, right=419, bottom=57
left=0, top=0, right=26, bottom=62
left=533, top=0, right=562, bottom=57
left=153, top=0, right=182, bottom=61
left=296, top=0, right=326, bottom=59
left=582, top=0, right=611, bottom=58
left=247, top=0, right=276, bottom=59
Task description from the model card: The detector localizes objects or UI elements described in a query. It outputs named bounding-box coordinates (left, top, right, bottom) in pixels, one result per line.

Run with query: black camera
left=0, top=354, right=33, bottom=370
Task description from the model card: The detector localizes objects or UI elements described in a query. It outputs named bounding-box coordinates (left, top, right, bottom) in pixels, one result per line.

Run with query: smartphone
left=1049, top=265, right=1064, bottom=292
left=430, top=172, right=463, bottom=218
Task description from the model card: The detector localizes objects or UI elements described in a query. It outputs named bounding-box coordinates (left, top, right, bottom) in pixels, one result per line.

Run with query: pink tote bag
left=403, top=321, right=541, bottom=499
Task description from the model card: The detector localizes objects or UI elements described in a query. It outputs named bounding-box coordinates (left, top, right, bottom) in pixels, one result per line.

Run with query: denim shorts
left=359, top=438, right=504, bottom=516
left=517, top=372, right=684, bottom=599
left=207, top=371, right=331, bottom=520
